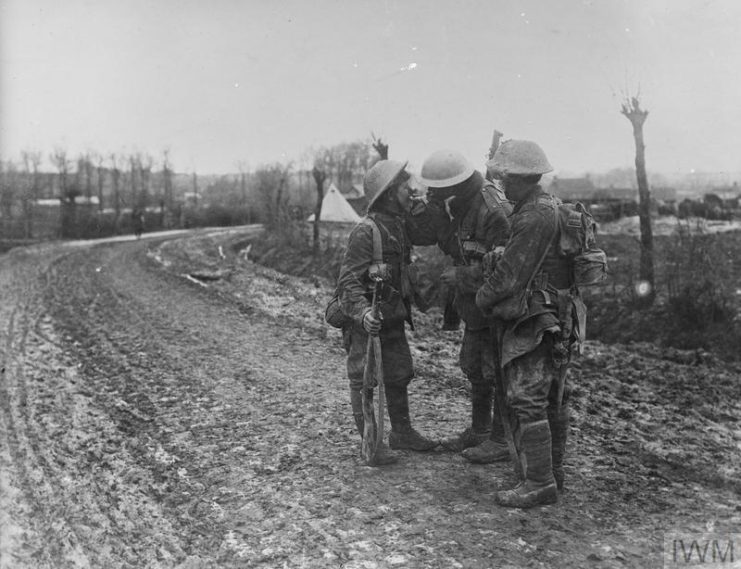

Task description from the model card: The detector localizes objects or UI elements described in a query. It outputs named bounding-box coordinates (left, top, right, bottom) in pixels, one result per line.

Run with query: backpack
left=324, top=217, right=384, bottom=329
left=554, top=199, right=608, bottom=287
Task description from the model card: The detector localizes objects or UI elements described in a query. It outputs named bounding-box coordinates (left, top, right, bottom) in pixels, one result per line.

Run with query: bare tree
left=82, top=154, right=94, bottom=202
left=190, top=172, right=199, bottom=210
left=110, top=154, right=122, bottom=232
left=162, top=150, right=174, bottom=227
left=311, top=163, right=327, bottom=255
left=371, top=132, right=389, bottom=160
left=139, top=154, right=153, bottom=210
left=0, top=160, right=16, bottom=238
left=254, top=162, right=292, bottom=226
left=95, top=154, right=106, bottom=211
left=73, top=154, right=93, bottom=203
left=50, top=149, right=74, bottom=202
left=237, top=160, right=250, bottom=223
left=21, top=151, right=43, bottom=238
left=273, top=163, right=292, bottom=223
left=129, top=154, right=141, bottom=210
left=621, top=94, right=655, bottom=306
left=315, top=140, right=373, bottom=194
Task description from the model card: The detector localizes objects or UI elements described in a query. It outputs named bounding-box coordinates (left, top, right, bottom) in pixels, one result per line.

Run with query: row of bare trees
left=2, top=97, right=656, bottom=305
left=0, top=149, right=180, bottom=240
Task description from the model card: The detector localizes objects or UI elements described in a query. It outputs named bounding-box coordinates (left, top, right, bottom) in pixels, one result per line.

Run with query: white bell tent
left=307, top=184, right=362, bottom=223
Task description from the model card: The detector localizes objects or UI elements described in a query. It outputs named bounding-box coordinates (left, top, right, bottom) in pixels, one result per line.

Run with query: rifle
left=488, top=129, right=504, bottom=161
left=360, top=276, right=386, bottom=465
left=486, top=129, right=504, bottom=182
left=442, top=285, right=460, bottom=331
left=493, top=326, right=524, bottom=480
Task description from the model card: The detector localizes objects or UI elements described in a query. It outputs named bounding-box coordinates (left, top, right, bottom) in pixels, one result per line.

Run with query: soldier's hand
left=483, top=246, right=505, bottom=275
left=440, top=267, right=457, bottom=287
left=362, top=309, right=382, bottom=335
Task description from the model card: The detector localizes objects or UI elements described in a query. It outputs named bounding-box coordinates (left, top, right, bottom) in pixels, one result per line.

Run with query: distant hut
left=549, top=177, right=596, bottom=201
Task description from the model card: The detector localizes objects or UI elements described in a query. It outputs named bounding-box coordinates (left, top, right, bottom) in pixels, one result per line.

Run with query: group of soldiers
left=335, top=139, right=584, bottom=509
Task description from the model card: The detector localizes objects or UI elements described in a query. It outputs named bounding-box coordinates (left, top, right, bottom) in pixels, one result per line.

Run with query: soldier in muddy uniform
left=337, top=160, right=438, bottom=466
left=476, top=140, right=582, bottom=508
left=408, top=150, right=513, bottom=463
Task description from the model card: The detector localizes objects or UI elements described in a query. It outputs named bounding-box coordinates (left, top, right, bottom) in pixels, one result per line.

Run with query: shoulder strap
left=362, top=215, right=383, bottom=264
left=481, top=181, right=509, bottom=212
left=525, top=197, right=559, bottom=292
left=458, top=192, right=483, bottom=239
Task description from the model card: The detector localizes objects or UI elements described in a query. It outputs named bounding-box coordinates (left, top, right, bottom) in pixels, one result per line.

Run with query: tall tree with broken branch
left=621, top=95, right=655, bottom=306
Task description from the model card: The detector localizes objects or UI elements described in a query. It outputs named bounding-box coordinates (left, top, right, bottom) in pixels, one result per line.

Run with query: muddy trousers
left=470, top=383, right=493, bottom=434
left=460, top=327, right=499, bottom=435
left=500, top=339, right=572, bottom=505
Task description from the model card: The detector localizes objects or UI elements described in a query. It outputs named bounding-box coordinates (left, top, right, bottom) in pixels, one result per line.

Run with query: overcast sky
left=2, top=0, right=740, bottom=177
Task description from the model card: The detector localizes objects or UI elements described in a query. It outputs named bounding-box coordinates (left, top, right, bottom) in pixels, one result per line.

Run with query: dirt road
left=1, top=231, right=740, bottom=568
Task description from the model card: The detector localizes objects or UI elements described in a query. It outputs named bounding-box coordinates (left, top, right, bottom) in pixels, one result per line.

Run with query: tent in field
left=307, top=183, right=362, bottom=223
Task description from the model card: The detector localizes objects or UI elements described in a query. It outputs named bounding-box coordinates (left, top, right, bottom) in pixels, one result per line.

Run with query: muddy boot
left=385, top=385, right=437, bottom=451
left=462, top=407, right=510, bottom=464
left=441, top=386, right=491, bottom=452
left=350, top=389, right=398, bottom=466
left=548, top=405, right=569, bottom=491
left=495, top=420, right=558, bottom=508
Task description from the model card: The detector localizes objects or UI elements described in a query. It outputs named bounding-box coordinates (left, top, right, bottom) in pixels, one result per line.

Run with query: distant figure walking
left=132, top=209, right=145, bottom=239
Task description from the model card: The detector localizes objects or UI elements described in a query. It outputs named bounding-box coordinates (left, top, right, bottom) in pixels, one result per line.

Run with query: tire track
left=1, top=248, right=187, bottom=568
left=3, top=234, right=740, bottom=568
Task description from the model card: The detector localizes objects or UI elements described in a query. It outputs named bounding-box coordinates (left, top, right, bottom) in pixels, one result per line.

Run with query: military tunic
left=408, top=172, right=512, bottom=392
left=476, top=185, right=580, bottom=423
left=338, top=209, right=416, bottom=391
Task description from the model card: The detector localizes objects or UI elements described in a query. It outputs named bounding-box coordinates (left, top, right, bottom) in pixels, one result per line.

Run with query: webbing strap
left=525, top=198, right=559, bottom=294
left=362, top=216, right=383, bottom=264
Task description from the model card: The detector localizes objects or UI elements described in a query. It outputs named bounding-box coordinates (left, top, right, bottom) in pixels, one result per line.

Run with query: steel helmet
left=486, top=140, right=553, bottom=176
left=364, top=159, right=409, bottom=210
left=419, top=150, right=475, bottom=188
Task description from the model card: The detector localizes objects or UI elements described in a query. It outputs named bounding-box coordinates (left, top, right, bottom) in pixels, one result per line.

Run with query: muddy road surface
left=1, top=230, right=740, bottom=568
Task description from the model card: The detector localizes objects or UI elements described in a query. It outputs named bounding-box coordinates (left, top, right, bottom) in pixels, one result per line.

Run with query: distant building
left=549, top=177, right=596, bottom=201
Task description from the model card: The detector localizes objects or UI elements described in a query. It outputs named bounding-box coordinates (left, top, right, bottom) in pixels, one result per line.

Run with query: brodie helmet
left=418, top=150, right=475, bottom=188
left=486, top=140, right=553, bottom=176
left=364, top=160, right=409, bottom=210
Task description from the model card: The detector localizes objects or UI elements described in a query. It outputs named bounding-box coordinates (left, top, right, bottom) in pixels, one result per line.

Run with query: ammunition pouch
left=461, top=240, right=488, bottom=262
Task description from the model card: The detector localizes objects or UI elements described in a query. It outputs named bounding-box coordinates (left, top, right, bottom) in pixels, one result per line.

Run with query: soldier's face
left=503, top=175, right=532, bottom=202
left=394, top=181, right=413, bottom=211
left=427, top=186, right=457, bottom=203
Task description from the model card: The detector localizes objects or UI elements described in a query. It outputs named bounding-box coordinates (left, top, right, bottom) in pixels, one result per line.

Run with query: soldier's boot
left=548, top=405, right=569, bottom=491
left=495, top=420, right=558, bottom=508
left=385, top=385, right=438, bottom=451
left=441, top=387, right=492, bottom=452
left=350, top=389, right=398, bottom=466
left=462, top=404, right=510, bottom=464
